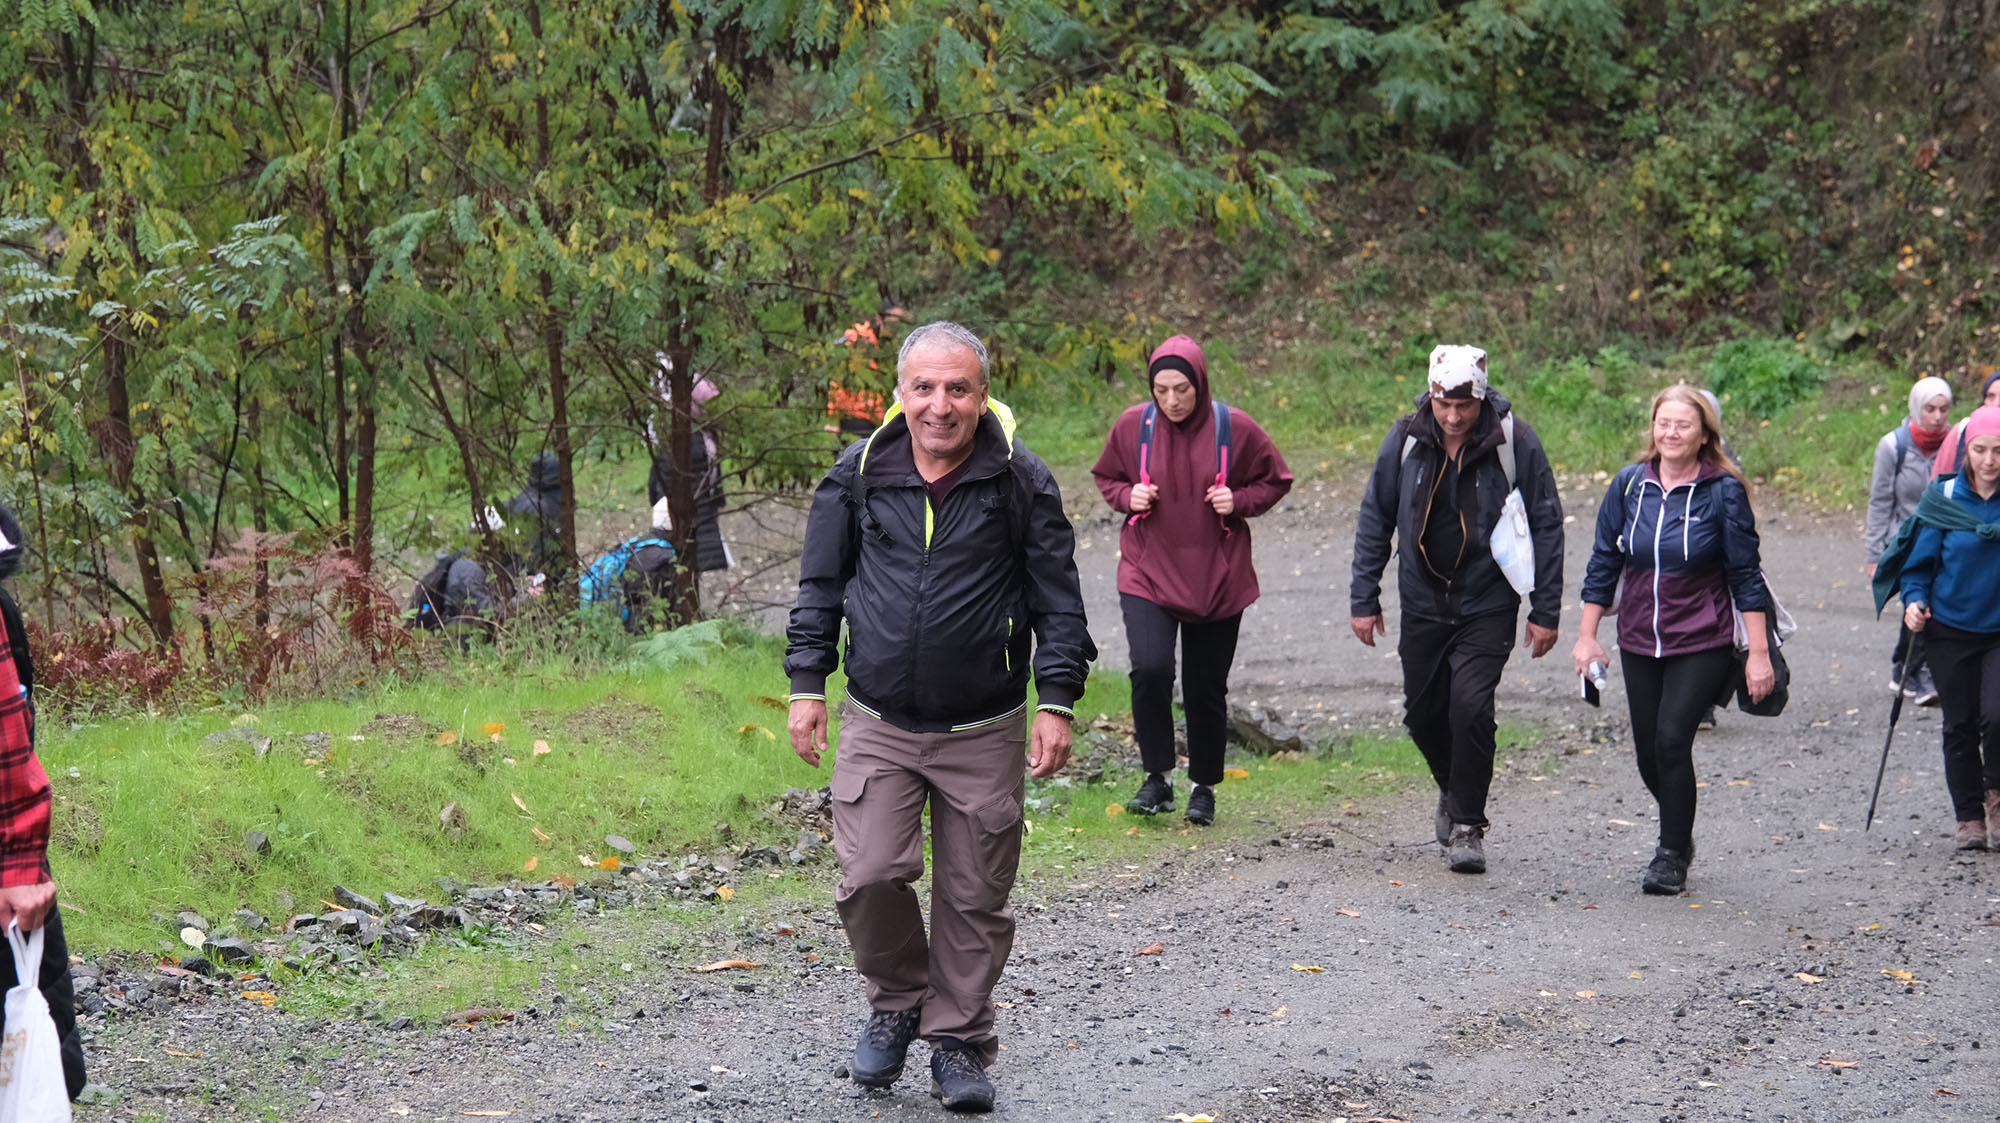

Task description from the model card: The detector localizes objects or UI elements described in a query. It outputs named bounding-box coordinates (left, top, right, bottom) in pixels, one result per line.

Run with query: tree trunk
left=528, top=0, right=581, bottom=588
left=93, top=331, right=174, bottom=651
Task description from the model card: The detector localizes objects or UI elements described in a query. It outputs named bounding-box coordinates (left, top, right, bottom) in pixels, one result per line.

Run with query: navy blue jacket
left=1899, top=477, right=2000, bottom=634
left=1581, top=460, right=1769, bottom=658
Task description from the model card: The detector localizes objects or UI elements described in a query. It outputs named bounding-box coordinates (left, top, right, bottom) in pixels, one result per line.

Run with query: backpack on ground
left=580, top=536, right=677, bottom=632
left=408, top=551, right=468, bottom=631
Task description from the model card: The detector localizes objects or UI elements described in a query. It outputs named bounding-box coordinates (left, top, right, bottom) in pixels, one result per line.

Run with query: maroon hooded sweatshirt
left=1092, top=336, right=1293, bottom=622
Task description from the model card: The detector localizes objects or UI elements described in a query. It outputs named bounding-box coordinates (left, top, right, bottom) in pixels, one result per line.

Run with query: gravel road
left=84, top=469, right=2000, bottom=1122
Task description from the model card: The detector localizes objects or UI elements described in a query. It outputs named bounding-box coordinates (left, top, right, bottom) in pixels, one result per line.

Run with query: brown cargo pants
left=831, top=700, right=1027, bottom=1065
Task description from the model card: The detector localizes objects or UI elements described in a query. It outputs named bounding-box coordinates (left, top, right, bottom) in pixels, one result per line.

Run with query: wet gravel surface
left=84, top=473, right=2000, bottom=1121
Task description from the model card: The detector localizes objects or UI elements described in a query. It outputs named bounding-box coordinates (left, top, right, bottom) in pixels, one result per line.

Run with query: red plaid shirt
left=0, top=624, right=50, bottom=888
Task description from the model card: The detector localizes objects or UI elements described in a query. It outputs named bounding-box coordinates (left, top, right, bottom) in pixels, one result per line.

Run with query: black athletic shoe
left=929, top=1046, right=996, bottom=1113
left=1184, top=784, right=1216, bottom=826
left=1446, top=825, right=1486, bottom=874
left=1642, top=846, right=1690, bottom=895
left=849, top=1007, right=920, bottom=1087
left=1126, top=773, right=1175, bottom=815
left=1697, top=706, right=1718, bottom=731
left=1434, top=795, right=1450, bottom=846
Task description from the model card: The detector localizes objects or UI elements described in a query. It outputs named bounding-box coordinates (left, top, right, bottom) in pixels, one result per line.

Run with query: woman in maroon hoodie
left=1092, top=336, right=1293, bottom=825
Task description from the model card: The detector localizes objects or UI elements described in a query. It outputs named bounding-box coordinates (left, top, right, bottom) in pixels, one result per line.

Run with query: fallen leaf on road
left=1794, top=972, right=1823, bottom=983
left=993, top=1001, right=1014, bottom=1009
left=1726, top=779, right=1749, bottom=786
left=162, top=1048, right=203, bottom=1058
left=1164, top=1115, right=1215, bottom=1122
left=1607, top=818, right=1635, bottom=826
left=389, top=1107, right=411, bottom=1117
left=1388, top=880, right=1403, bottom=886
left=715, top=884, right=734, bottom=900
left=1937, top=1088, right=1958, bottom=1096
left=1270, top=1005, right=1287, bottom=1016
left=1337, top=908, right=1360, bottom=918
left=533, top=739, right=552, bottom=756
left=531, top=827, right=551, bottom=842
left=1126, top=826, right=1139, bottom=836
left=693, top=960, right=761, bottom=972
left=1817, top=822, right=1835, bottom=831
left=1135, top=941, right=1166, bottom=956
left=549, top=874, right=576, bottom=889
left=522, top=857, right=539, bottom=873
left=1574, top=990, right=1596, bottom=999
left=1106, top=803, right=1124, bottom=817
left=1290, top=964, right=1324, bottom=973
left=435, top=731, right=459, bottom=745
left=1817, top=1057, right=1858, bottom=1069
left=599, top=856, right=621, bottom=871
left=1881, top=969, right=1916, bottom=981
left=240, top=991, right=277, bottom=1006
left=709, top=1065, right=731, bottom=1073
left=512, top=792, right=530, bottom=814
left=1223, top=768, right=1250, bottom=780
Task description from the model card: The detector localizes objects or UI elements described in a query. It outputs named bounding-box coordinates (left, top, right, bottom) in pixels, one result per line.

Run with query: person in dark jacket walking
left=1574, top=384, right=1775, bottom=894
left=1351, top=345, right=1564, bottom=874
left=1091, top=335, right=1292, bottom=825
left=1866, top=377, right=1953, bottom=706
left=0, top=503, right=87, bottom=1102
left=785, top=321, right=1096, bottom=1113
left=1899, top=404, right=2000, bottom=851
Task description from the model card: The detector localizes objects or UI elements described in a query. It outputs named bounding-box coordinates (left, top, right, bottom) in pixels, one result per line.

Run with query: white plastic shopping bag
left=0, top=920, right=71, bottom=1123
left=1489, top=487, right=1536, bottom=596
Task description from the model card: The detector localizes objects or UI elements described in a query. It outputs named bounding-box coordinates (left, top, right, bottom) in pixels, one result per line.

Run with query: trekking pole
left=1865, top=628, right=1924, bottom=832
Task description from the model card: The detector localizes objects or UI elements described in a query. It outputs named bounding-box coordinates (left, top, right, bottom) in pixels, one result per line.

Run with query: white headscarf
left=1427, top=345, right=1489, bottom=399
left=1908, top=376, right=1952, bottom=431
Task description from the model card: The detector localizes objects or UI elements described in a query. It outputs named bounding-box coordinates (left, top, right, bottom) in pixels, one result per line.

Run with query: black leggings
left=1920, top=620, right=2000, bottom=822
left=1122, top=594, right=1242, bottom=787
left=1620, top=645, right=1737, bottom=853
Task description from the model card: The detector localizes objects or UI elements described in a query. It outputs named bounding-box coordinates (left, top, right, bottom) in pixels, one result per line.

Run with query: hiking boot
left=1987, top=790, right=2000, bottom=843
left=1446, top=825, right=1485, bottom=874
left=929, top=1045, right=995, bottom=1113
left=1184, top=784, right=1216, bottom=826
left=849, top=1007, right=920, bottom=1087
left=1697, top=706, right=1718, bottom=731
left=1126, top=773, right=1175, bottom=816
left=1434, top=795, right=1450, bottom=847
left=1954, top=820, right=1989, bottom=851
left=1642, top=846, right=1690, bottom=894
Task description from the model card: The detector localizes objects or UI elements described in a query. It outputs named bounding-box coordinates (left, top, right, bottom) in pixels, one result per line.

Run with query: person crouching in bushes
left=1898, top=404, right=2000, bottom=851
left=1574, top=385, right=1776, bottom=895
left=1866, top=377, right=1953, bottom=706
left=1091, top=336, right=1292, bottom=826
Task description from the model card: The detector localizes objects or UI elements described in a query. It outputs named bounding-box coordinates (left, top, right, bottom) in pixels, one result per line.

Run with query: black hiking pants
left=1921, top=620, right=2000, bottom=823
left=1123, top=594, right=1242, bottom=788
left=1620, top=644, right=1738, bottom=854
left=1399, top=611, right=1515, bottom=831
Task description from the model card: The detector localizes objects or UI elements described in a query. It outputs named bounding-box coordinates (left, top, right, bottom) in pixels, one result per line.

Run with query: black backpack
left=409, top=551, right=468, bottom=631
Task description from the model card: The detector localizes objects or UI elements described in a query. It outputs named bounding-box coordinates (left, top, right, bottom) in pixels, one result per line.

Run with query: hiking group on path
left=784, top=320, right=2000, bottom=1114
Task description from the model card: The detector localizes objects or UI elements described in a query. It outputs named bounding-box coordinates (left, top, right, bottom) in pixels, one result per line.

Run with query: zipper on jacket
left=1004, top=616, right=1013, bottom=673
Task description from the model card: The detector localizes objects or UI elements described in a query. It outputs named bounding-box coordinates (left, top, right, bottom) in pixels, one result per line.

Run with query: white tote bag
left=1486, top=416, right=1535, bottom=595
left=0, top=921, right=71, bottom=1123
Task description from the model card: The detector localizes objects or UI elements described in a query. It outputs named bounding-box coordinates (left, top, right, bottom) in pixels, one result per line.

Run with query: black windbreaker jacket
left=1350, top=391, right=1565, bottom=629
left=784, top=409, right=1096, bottom=732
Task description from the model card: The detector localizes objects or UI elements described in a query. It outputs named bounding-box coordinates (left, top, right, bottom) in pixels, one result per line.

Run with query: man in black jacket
left=785, top=321, right=1095, bottom=1113
left=1350, top=345, right=1564, bottom=875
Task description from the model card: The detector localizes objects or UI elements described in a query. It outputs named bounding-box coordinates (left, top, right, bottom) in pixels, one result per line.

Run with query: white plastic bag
left=0, top=920, right=71, bottom=1123
left=1489, top=487, right=1536, bottom=596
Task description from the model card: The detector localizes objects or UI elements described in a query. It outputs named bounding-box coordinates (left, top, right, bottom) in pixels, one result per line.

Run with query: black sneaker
left=1126, top=773, right=1175, bottom=815
left=1697, top=706, right=1718, bottom=731
left=1434, top=795, right=1450, bottom=846
left=1446, top=825, right=1486, bottom=874
left=849, top=1007, right=920, bottom=1087
left=1642, top=846, right=1690, bottom=895
left=929, top=1045, right=995, bottom=1113
left=1184, top=784, right=1215, bottom=826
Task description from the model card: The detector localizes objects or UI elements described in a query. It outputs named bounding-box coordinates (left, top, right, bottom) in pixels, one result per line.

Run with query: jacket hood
left=1149, top=335, right=1212, bottom=428
left=1408, top=390, right=1515, bottom=457
left=527, top=452, right=561, bottom=492
left=858, top=406, right=1013, bottom=484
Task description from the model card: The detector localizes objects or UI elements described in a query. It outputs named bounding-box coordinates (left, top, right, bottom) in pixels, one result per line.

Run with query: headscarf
left=1428, top=345, right=1488, bottom=400
left=1909, top=376, right=1953, bottom=456
left=1965, top=404, right=2000, bottom=447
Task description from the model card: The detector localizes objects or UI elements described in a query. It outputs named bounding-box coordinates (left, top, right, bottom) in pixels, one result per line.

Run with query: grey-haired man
left=785, top=321, right=1096, bottom=1112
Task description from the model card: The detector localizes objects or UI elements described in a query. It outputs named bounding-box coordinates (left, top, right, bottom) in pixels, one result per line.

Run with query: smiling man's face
left=899, top=344, right=987, bottom=468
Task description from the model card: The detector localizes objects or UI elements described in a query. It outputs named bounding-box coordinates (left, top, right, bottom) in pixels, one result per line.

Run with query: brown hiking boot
left=1954, top=820, right=1988, bottom=851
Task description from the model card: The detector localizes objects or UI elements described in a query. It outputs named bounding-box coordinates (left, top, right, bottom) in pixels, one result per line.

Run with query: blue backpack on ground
left=580, top=535, right=677, bottom=631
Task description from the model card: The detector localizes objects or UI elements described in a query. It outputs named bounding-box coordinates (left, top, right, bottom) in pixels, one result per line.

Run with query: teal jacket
left=1872, top=478, right=2000, bottom=617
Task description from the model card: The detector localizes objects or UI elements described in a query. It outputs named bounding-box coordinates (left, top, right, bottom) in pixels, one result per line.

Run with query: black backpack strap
left=1893, top=422, right=1913, bottom=478
left=0, top=587, right=34, bottom=723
